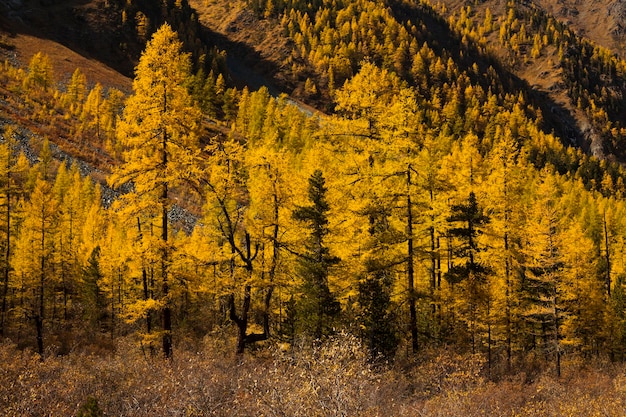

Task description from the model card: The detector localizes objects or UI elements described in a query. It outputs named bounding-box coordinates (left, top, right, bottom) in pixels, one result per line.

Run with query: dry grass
left=0, top=31, right=131, bottom=91
left=2, top=334, right=626, bottom=416
left=531, top=0, right=621, bottom=57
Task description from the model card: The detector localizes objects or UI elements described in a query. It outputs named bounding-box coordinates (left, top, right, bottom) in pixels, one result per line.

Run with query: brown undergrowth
left=1, top=334, right=626, bottom=416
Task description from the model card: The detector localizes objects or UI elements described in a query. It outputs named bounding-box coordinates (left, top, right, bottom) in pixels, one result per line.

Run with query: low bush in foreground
left=1, top=334, right=626, bottom=416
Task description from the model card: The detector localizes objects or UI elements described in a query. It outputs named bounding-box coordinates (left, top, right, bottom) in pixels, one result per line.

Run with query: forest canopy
left=2, top=2, right=626, bottom=386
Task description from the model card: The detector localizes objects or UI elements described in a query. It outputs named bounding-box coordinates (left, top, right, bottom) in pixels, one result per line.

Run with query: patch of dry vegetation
left=6, top=33, right=131, bottom=91
left=2, top=334, right=626, bottom=416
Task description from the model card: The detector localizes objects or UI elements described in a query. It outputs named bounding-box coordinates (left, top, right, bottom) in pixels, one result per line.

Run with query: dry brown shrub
left=3, top=335, right=626, bottom=416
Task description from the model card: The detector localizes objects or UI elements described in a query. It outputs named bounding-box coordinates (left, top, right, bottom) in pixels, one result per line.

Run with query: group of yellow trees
left=3, top=7, right=626, bottom=377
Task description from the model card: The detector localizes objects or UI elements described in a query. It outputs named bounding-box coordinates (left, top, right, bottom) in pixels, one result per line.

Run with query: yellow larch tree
left=483, top=127, right=532, bottom=372
left=202, top=137, right=261, bottom=354
left=520, top=171, right=568, bottom=377
left=108, top=23, right=203, bottom=358
left=0, top=125, right=21, bottom=337
left=245, top=142, right=298, bottom=344
left=14, top=177, right=59, bottom=357
left=333, top=61, right=423, bottom=355
left=23, top=52, right=54, bottom=92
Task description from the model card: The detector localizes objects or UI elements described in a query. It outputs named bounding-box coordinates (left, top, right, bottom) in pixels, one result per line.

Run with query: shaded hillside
left=0, top=0, right=225, bottom=76
left=439, top=0, right=626, bottom=59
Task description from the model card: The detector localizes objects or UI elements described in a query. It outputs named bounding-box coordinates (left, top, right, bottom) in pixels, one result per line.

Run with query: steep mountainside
left=1, top=0, right=141, bottom=76
left=3, top=0, right=626, bottom=167
left=437, top=0, right=626, bottom=59
left=436, top=0, right=626, bottom=160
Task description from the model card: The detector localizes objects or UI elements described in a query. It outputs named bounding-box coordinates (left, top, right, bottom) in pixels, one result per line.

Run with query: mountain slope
left=534, top=0, right=626, bottom=56
left=186, top=0, right=617, bottom=161
left=3, top=0, right=626, bottom=169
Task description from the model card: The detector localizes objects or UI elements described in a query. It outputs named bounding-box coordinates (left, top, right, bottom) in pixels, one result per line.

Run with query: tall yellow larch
left=0, top=126, right=20, bottom=337
left=98, top=216, right=133, bottom=340
left=521, top=171, right=568, bottom=377
left=332, top=61, right=422, bottom=355
left=14, top=177, right=59, bottom=357
left=245, top=143, right=298, bottom=344
left=484, top=128, right=531, bottom=371
left=203, top=136, right=272, bottom=354
left=109, top=23, right=203, bottom=358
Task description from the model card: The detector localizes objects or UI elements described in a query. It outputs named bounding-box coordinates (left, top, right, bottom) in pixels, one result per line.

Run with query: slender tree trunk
left=37, top=214, right=45, bottom=357
left=554, top=287, right=561, bottom=377
left=407, top=166, right=418, bottom=353
left=161, top=84, right=172, bottom=359
left=428, top=187, right=436, bottom=311
left=429, top=224, right=436, bottom=297
left=0, top=174, right=10, bottom=337
left=35, top=314, right=43, bottom=358
left=604, top=212, right=611, bottom=297
left=264, top=184, right=280, bottom=338
left=137, top=218, right=153, bottom=351
left=428, top=187, right=439, bottom=342
left=161, top=185, right=172, bottom=358
left=60, top=241, right=68, bottom=322
left=110, top=269, right=115, bottom=340
left=505, top=231, right=512, bottom=373
left=487, top=298, right=492, bottom=376
left=436, top=236, right=442, bottom=289
left=502, top=158, right=513, bottom=372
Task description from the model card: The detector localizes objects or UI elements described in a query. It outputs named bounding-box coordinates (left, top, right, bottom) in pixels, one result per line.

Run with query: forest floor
left=1, top=333, right=626, bottom=416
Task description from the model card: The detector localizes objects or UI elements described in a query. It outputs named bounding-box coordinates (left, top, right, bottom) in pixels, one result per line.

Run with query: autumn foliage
left=4, top=0, right=626, bottom=412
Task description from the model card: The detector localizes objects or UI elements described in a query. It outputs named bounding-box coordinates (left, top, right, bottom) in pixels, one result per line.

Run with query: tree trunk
left=487, top=298, right=492, bottom=376
left=137, top=218, right=152, bottom=346
left=161, top=189, right=172, bottom=359
left=0, top=178, right=10, bottom=337
left=38, top=212, right=45, bottom=357
left=230, top=287, right=250, bottom=355
left=505, top=231, right=512, bottom=373
left=35, top=315, right=43, bottom=358
left=161, top=87, right=172, bottom=359
left=554, top=288, right=561, bottom=377
left=604, top=212, right=611, bottom=296
left=407, top=166, right=418, bottom=353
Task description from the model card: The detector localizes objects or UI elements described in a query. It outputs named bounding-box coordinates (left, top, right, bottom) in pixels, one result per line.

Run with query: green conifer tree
left=293, top=169, right=340, bottom=339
